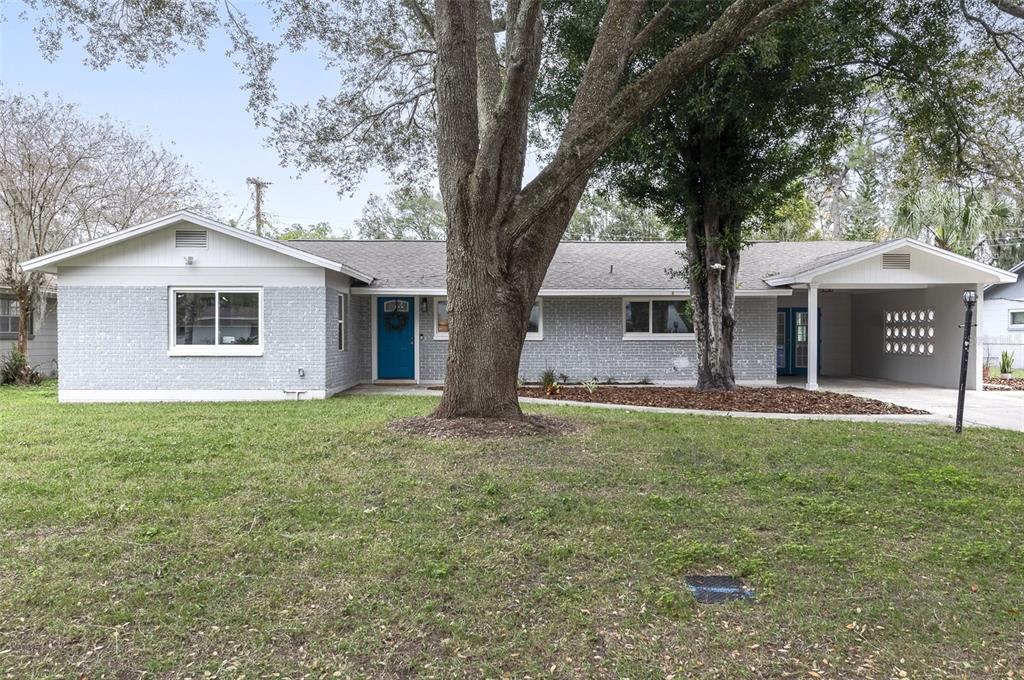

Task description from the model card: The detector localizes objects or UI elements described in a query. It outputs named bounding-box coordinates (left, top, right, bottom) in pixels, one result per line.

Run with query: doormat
left=684, top=575, right=755, bottom=604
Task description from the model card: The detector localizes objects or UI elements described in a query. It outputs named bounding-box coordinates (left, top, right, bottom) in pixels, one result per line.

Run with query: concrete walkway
left=811, top=378, right=1024, bottom=432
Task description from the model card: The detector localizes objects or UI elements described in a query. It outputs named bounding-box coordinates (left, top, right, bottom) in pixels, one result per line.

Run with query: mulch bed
left=985, top=377, right=1024, bottom=390
left=516, top=386, right=928, bottom=415
left=389, top=414, right=582, bottom=440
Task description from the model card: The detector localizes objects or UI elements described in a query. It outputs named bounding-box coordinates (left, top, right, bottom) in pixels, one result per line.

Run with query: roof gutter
left=350, top=287, right=792, bottom=297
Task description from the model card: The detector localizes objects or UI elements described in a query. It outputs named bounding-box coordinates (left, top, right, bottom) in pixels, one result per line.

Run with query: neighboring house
left=0, top=284, right=58, bottom=376
left=982, top=259, right=1024, bottom=370
left=20, top=211, right=1015, bottom=402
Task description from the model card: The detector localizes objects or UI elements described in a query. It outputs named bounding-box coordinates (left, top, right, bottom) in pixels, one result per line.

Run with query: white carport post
left=806, top=283, right=819, bottom=390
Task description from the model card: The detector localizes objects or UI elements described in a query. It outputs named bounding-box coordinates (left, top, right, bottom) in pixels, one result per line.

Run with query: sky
left=0, top=4, right=394, bottom=236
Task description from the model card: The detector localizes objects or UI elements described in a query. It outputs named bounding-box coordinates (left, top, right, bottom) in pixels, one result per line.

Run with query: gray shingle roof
left=284, top=239, right=875, bottom=292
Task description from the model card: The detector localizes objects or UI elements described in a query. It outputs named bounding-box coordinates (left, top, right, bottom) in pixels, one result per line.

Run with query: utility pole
left=247, top=177, right=272, bottom=236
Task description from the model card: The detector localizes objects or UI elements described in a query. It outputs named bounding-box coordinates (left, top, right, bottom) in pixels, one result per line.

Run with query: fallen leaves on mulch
left=389, top=414, right=582, bottom=440
left=516, top=386, right=928, bottom=415
left=984, top=377, right=1024, bottom=390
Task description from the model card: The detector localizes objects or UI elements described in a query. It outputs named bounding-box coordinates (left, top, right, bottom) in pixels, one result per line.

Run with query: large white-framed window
left=434, top=297, right=543, bottom=340
left=623, top=298, right=695, bottom=340
left=338, top=293, right=347, bottom=351
left=169, top=287, right=263, bottom=356
left=1010, top=309, right=1024, bottom=330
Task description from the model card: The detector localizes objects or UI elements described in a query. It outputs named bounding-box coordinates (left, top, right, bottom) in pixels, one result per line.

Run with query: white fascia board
left=351, top=287, right=791, bottom=297
left=765, top=238, right=1017, bottom=286
left=20, top=210, right=374, bottom=283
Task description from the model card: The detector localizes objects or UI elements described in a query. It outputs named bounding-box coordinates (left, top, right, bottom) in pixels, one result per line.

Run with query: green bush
left=1, top=347, right=42, bottom=386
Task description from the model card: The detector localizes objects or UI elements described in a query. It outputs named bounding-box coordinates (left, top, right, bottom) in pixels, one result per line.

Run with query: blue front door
left=377, top=297, right=415, bottom=380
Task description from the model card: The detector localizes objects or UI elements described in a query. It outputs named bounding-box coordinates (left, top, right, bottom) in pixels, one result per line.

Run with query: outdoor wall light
left=420, top=297, right=428, bottom=314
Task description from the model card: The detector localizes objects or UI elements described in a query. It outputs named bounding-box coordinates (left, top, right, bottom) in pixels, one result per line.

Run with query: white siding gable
left=813, top=247, right=998, bottom=286
left=68, top=226, right=319, bottom=269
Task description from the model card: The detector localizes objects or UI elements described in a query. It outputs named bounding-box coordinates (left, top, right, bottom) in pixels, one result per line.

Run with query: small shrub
left=1, top=347, right=41, bottom=386
left=558, top=372, right=569, bottom=384
left=581, top=379, right=599, bottom=394
left=639, top=376, right=652, bottom=385
left=1000, top=351, right=1015, bottom=375
left=541, top=368, right=557, bottom=390
left=604, top=376, right=618, bottom=385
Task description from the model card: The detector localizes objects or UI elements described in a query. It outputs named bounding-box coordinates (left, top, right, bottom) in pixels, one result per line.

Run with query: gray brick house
left=21, top=211, right=1015, bottom=402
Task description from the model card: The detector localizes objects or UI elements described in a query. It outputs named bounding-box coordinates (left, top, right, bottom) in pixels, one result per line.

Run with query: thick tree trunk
left=686, top=185, right=742, bottom=391
left=433, top=274, right=532, bottom=419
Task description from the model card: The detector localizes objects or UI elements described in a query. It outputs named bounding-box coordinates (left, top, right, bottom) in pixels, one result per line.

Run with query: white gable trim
left=765, top=238, right=1016, bottom=287
left=20, top=210, right=374, bottom=283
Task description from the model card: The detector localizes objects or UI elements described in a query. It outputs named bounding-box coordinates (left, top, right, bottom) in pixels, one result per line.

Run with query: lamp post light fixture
left=955, top=288, right=978, bottom=434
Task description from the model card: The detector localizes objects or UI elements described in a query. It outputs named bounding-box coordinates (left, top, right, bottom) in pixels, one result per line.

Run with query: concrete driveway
left=817, top=378, right=1024, bottom=432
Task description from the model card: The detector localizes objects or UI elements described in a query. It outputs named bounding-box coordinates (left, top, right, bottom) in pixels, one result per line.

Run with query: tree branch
left=508, top=0, right=812, bottom=243
left=402, top=0, right=436, bottom=38
left=475, top=0, right=503, bottom=129
left=629, top=0, right=680, bottom=58
left=992, top=0, right=1024, bottom=20
left=962, top=0, right=1024, bottom=78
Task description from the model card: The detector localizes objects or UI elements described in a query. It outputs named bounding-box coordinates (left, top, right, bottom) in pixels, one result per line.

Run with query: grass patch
left=2, top=381, right=1023, bottom=677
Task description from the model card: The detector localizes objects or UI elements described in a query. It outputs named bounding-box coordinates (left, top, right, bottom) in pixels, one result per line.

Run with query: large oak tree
left=19, top=0, right=811, bottom=418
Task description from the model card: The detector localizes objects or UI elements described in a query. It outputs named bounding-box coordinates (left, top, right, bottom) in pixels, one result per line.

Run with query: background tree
left=269, top=222, right=342, bottom=241
left=746, top=186, right=820, bottom=241
left=355, top=187, right=446, bottom=240
left=565, top=190, right=669, bottom=241
left=0, top=93, right=215, bottom=361
left=19, top=0, right=810, bottom=418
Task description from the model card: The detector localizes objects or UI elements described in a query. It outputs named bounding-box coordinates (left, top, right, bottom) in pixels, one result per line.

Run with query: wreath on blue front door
left=382, top=300, right=410, bottom=332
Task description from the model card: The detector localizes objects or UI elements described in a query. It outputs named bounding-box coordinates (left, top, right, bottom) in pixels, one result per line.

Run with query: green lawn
left=2, top=383, right=1023, bottom=678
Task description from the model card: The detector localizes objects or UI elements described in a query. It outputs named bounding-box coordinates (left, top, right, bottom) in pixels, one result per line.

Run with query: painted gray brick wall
left=58, top=286, right=327, bottom=392
left=325, top=287, right=372, bottom=391
left=418, top=296, right=776, bottom=383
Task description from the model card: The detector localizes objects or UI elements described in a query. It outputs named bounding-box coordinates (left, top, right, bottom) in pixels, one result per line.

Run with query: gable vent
left=175, top=230, right=207, bottom=248
left=882, top=253, right=910, bottom=270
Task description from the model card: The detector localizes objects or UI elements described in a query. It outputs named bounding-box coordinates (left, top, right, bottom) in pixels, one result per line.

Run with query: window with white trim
left=338, top=293, right=347, bottom=351
left=170, top=288, right=262, bottom=356
left=0, top=297, right=30, bottom=337
left=623, top=298, right=694, bottom=338
left=1010, top=309, right=1024, bottom=329
left=434, top=297, right=542, bottom=340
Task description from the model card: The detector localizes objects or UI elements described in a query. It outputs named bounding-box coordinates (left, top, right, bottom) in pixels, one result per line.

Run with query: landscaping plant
left=1, top=347, right=41, bottom=385
left=1000, top=351, right=1015, bottom=377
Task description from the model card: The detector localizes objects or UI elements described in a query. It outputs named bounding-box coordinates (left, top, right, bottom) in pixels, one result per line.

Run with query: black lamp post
left=955, top=288, right=978, bottom=434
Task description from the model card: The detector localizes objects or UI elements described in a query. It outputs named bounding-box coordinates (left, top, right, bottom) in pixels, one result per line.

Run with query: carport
left=765, top=239, right=1017, bottom=391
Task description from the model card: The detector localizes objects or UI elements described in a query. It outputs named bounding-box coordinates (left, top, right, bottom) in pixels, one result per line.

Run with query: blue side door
left=377, top=297, right=415, bottom=380
left=777, top=307, right=820, bottom=377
